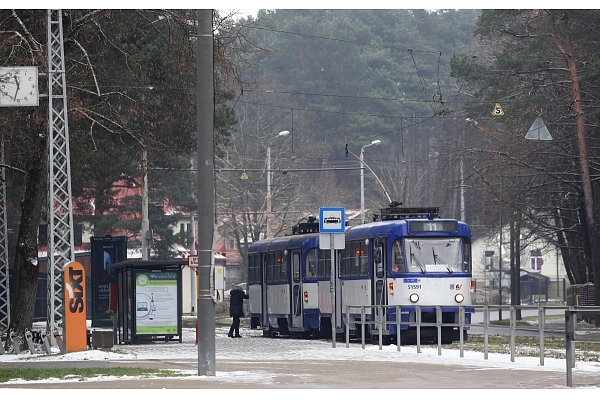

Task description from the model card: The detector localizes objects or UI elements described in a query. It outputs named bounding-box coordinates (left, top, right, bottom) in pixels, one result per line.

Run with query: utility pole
left=197, top=9, right=216, bottom=376
left=141, top=149, right=150, bottom=260
left=266, top=130, right=288, bottom=237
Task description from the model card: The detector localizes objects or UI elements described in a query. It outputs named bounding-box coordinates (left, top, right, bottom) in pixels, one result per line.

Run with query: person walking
left=228, top=285, right=249, bottom=338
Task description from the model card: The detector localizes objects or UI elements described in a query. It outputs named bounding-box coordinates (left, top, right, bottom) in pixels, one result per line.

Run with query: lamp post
left=360, top=140, right=381, bottom=224
left=266, top=130, right=289, bottom=238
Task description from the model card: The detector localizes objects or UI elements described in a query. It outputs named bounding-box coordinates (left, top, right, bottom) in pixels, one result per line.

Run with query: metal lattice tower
left=46, top=9, right=75, bottom=335
left=0, top=138, right=10, bottom=334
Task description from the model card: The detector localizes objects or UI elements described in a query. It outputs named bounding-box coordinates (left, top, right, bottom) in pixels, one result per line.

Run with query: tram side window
left=274, top=251, right=282, bottom=282
left=281, top=251, right=288, bottom=281
left=254, top=254, right=261, bottom=282
left=359, top=241, right=368, bottom=275
left=463, top=239, right=472, bottom=273
left=248, top=255, right=255, bottom=283
left=266, top=253, right=274, bottom=282
left=342, top=246, right=351, bottom=277
left=318, top=249, right=331, bottom=278
left=392, top=239, right=404, bottom=273
left=353, top=243, right=361, bottom=276
left=306, top=249, right=317, bottom=279
left=293, top=252, right=300, bottom=283
left=317, top=250, right=325, bottom=278
left=373, top=237, right=384, bottom=278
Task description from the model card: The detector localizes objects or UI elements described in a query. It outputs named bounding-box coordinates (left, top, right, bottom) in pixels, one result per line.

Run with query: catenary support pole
left=196, top=9, right=216, bottom=376
left=47, top=9, right=75, bottom=337
left=0, top=136, right=9, bottom=334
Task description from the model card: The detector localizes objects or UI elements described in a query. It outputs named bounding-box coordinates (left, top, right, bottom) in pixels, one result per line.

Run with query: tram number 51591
left=407, top=284, right=421, bottom=290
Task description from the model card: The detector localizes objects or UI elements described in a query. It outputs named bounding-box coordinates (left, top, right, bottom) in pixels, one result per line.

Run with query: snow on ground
left=1, top=320, right=600, bottom=392
left=2, top=324, right=600, bottom=373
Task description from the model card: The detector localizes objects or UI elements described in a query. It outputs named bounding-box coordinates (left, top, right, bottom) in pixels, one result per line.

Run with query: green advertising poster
left=135, top=271, right=178, bottom=335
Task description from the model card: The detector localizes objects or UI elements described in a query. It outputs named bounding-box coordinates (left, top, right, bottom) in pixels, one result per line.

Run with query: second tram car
left=247, top=205, right=474, bottom=344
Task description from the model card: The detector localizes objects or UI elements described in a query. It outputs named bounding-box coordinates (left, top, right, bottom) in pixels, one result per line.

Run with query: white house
left=471, top=227, right=568, bottom=303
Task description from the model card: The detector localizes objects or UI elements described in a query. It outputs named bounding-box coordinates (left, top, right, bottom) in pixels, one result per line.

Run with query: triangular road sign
left=240, top=172, right=249, bottom=180
left=525, top=116, right=553, bottom=140
left=491, top=103, right=504, bottom=116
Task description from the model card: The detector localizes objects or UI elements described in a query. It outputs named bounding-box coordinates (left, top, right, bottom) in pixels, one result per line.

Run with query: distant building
left=471, top=227, right=568, bottom=303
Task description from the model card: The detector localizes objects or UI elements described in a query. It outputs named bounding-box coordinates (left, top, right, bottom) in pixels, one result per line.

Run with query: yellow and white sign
left=491, top=103, right=504, bottom=116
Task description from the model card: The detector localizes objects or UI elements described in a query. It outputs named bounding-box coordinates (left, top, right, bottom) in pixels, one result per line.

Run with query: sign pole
left=330, top=233, right=336, bottom=348
left=318, top=207, right=346, bottom=349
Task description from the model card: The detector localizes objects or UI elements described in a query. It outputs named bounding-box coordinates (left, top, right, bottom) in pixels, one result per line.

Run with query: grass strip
left=0, top=367, right=183, bottom=383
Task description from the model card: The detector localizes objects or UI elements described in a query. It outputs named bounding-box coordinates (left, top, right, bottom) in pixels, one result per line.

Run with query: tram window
left=254, top=254, right=260, bottom=282
left=463, top=239, right=472, bottom=273
left=306, top=249, right=317, bottom=279
left=274, top=251, right=282, bottom=282
left=359, top=242, right=368, bottom=276
left=392, top=239, right=404, bottom=273
left=353, top=245, right=361, bottom=276
left=248, top=255, right=254, bottom=282
left=318, top=250, right=325, bottom=278
left=293, top=252, right=300, bottom=283
left=343, top=247, right=351, bottom=277
left=281, top=251, right=288, bottom=281
left=318, top=249, right=331, bottom=278
left=248, top=255, right=255, bottom=283
left=373, top=238, right=384, bottom=278
left=266, top=253, right=274, bottom=282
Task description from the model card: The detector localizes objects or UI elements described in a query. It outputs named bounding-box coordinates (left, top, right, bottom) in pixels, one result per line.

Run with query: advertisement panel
left=91, top=236, right=127, bottom=327
left=62, top=261, right=87, bottom=352
left=135, top=270, right=178, bottom=335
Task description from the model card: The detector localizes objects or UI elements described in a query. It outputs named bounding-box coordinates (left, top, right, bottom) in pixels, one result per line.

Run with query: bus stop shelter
left=108, top=260, right=187, bottom=344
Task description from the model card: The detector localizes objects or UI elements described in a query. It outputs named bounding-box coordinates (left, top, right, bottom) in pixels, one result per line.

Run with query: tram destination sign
left=409, top=220, right=457, bottom=233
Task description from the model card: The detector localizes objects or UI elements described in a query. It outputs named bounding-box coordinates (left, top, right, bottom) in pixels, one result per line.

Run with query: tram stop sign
left=319, top=207, right=345, bottom=233
left=319, top=207, right=346, bottom=250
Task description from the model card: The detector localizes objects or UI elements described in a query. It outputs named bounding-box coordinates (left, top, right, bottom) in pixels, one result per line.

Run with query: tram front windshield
left=403, top=238, right=466, bottom=273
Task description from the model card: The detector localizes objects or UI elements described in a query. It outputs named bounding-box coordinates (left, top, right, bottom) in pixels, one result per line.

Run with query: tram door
left=261, top=252, right=269, bottom=329
left=372, top=238, right=387, bottom=325
left=291, top=251, right=303, bottom=329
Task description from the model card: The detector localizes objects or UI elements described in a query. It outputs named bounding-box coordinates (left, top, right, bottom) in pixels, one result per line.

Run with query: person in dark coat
left=228, top=285, right=249, bottom=338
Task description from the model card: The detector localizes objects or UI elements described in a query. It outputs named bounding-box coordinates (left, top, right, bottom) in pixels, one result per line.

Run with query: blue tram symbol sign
left=319, top=207, right=345, bottom=233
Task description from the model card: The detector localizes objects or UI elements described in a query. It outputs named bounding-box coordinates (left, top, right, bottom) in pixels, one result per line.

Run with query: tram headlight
left=409, top=293, right=419, bottom=303
left=304, top=291, right=309, bottom=302
left=455, top=293, right=465, bottom=303
left=388, top=282, right=394, bottom=295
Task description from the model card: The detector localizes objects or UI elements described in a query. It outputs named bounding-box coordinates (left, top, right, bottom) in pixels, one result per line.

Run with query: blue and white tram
left=248, top=206, right=474, bottom=344
left=341, top=206, right=474, bottom=344
left=247, top=219, right=324, bottom=338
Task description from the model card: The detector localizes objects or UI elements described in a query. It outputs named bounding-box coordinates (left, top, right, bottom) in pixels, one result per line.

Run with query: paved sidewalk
left=0, top=357, right=584, bottom=389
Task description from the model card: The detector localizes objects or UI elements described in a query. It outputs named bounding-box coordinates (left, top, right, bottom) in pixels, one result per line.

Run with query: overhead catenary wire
left=243, top=23, right=444, bottom=56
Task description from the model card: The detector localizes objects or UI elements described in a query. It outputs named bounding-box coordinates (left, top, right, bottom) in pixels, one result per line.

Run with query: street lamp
left=360, top=139, right=381, bottom=224
left=267, top=130, right=289, bottom=237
